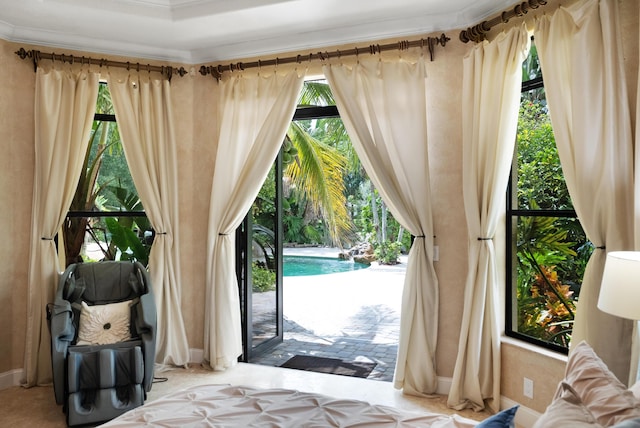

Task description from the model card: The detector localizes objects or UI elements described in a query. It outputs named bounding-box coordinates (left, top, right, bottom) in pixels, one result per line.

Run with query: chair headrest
left=64, top=261, right=146, bottom=305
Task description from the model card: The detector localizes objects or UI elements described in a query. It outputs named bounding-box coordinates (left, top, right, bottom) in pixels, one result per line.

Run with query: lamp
left=598, top=251, right=640, bottom=320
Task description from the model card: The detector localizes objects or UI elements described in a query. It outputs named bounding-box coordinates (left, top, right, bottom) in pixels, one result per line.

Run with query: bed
left=98, top=383, right=484, bottom=427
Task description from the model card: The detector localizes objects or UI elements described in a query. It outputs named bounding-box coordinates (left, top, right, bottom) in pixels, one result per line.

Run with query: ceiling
left=0, top=0, right=520, bottom=64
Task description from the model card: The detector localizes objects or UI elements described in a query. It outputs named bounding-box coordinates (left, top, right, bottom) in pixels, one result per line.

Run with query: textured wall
left=0, top=40, right=35, bottom=374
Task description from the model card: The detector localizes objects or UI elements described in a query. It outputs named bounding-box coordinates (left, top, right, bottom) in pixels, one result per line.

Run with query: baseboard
left=436, top=376, right=452, bottom=395
left=0, top=369, right=23, bottom=390
left=189, top=348, right=204, bottom=364
left=502, top=396, right=540, bottom=428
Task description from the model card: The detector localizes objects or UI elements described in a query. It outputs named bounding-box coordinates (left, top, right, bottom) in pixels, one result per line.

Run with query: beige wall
left=0, top=40, right=35, bottom=375
left=1, top=0, right=638, bottom=416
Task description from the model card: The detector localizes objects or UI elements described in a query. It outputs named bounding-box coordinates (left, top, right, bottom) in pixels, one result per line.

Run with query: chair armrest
left=49, top=299, right=75, bottom=405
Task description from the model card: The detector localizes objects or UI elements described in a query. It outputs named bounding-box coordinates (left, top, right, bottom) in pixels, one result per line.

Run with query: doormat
left=280, top=355, right=376, bottom=378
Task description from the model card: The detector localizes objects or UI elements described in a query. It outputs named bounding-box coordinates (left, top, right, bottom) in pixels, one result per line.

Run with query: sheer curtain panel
left=535, top=0, right=635, bottom=383
left=448, top=25, right=529, bottom=412
left=109, top=72, right=190, bottom=367
left=23, top=67, right=99, bottom=386
left=204, top=70, right=304, bottom=370
left=323, top=57, right=439, bottom=395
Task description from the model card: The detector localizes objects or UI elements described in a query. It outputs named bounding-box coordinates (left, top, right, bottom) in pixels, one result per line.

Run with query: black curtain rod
left=199, top=33, right=451, bottom=80
left=459, top=0, right=548, bottom=43
left=14, top=48, right=187, bottom=81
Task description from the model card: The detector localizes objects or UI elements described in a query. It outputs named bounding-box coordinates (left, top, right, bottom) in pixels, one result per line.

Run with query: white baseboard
left=189, top=348, right=204, bottom=364
left=0, top=369, right=23, bottom=389
left=436, top=376, right=452, bottom=395
left=502, top=396, right=540, bottom=428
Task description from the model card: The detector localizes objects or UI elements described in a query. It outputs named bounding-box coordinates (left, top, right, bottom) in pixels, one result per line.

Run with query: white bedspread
left=99, top=384, right=479, bottom=427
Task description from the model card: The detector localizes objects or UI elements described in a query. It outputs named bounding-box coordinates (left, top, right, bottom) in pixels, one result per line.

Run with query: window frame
left=504, top=70, right=579, bottom=355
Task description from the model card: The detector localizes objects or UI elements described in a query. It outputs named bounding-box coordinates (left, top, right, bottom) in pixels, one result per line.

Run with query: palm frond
left=297, top=81, right=335, bottom=107
left=286, top=121, right=355, bottom=245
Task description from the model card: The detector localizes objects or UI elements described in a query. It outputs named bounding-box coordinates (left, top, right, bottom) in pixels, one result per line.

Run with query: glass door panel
left=237, top=156, right=283, bottom=361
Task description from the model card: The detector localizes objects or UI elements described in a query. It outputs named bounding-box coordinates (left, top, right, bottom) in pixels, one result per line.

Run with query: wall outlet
left=433, top=245, right=439, bottom=261
left=524, top=377, right=534, bottom=399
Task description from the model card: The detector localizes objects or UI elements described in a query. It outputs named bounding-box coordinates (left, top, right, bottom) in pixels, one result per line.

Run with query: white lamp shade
left=598, top=251, right=640, bottom=320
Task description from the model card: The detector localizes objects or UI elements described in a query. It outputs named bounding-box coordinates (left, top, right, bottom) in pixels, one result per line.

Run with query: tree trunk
left=63, top=121, right=109, bottom=266
left=381, top=201, right=387, bottom=243
left=396, top=226, right=404, bottom=244
left=370, top=181, right=381, bottom=243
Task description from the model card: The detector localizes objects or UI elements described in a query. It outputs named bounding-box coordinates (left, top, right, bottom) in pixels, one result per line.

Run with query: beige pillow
left=76, top=300, right=133, bottom=345
left=565, top=341, right=640, bottom=426
left=629, top=380, right=640, bottom=400
left=532, top=381, right=603, bottom=428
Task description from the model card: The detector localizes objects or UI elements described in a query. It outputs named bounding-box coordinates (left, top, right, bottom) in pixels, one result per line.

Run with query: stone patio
left=251, top=247, right=406, bottom=382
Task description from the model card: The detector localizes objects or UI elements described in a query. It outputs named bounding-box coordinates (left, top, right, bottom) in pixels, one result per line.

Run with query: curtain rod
left=459, top=0, right=548, bottom=43
left=14, top=48, right=188, bottom=81
left=199, top=33, right=451, bottom=80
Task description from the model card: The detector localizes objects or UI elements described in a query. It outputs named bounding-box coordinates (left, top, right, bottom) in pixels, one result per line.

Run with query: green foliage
left=252, top=262, right=276, bottom=292
left=514, top=89, right=593, bottom=348
left=516, top=101, right=571, bottom=211
left=65, top=83, right=151, bottom=266
left=374, top=241, right=401, bottom=265
left=104, top=217, right=150, bottom=266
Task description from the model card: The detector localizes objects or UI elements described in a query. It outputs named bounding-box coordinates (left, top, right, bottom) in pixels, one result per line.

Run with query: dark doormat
left=280, top=355, right=376, bottom=378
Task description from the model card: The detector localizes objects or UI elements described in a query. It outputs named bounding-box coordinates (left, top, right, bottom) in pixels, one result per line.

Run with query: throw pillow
left=532, top=382, right=602, bottom=428
left=476, top=405, right=518, bottom=428
left=76, top=300, right=133, bottom=345
left=565, top=341, right=640, bottom=426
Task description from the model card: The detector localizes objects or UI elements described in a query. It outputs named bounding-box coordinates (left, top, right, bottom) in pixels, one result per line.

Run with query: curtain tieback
left=218, top=233, right=229, bottom=236
left=156, top=232, right=167, bottom=235
left=596, top=245, right=606, bottom=250
left=477, top=237, right=493, bottom=241
left=415, top=235, right=425, bottom=238
left=41, top=237, right=54, bottom=241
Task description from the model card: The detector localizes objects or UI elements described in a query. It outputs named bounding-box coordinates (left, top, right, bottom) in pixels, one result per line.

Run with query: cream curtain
left=204, top=70, right=304, bottom=369
left=23, top=67, right=99, bottom=386
left=108, top=72, right=190, bottom=367
left=632, top=2, right=640, bottom=385
left=448, top=25, right=530, bottom=412
left=323, top=57, right=439, bottom=395
left=535, top=0, right=634, bottom=383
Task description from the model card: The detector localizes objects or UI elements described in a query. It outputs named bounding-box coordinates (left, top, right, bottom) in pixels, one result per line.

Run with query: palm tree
left=62, top=84, right=115, bottom=264
left=285, top=81, right=359, bottom=247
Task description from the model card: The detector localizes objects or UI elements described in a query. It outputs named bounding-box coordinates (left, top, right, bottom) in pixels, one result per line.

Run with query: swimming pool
left=283, top=255, right=369, bottom=277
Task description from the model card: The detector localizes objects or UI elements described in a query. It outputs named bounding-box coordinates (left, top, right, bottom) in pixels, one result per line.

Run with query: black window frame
left=504, top=69, right=579, bottom=355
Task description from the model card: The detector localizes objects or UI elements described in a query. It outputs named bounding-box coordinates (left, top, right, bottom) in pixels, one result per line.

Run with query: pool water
left=283, top=255, right=369, bottom=277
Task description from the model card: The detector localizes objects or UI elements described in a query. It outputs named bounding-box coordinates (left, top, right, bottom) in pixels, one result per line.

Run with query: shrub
left=374, top=241, right=401, bottom=265
left=252, top=262, right=276, bottom=292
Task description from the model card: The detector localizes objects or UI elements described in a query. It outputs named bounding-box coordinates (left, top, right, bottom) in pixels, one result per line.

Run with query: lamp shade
left=598, top=251, right=640, bottom=320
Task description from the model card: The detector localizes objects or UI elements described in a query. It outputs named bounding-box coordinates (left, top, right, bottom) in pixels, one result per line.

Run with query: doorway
left=236, top=154, right=284, bottom=361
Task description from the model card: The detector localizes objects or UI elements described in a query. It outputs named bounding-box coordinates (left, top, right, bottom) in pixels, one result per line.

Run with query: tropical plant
left=251, top=262, right=276, bottom=292
left=284, top=81, right=358, bottom=247
left=374, top=240, right=401, bottom=265
left=514, top=96, right=593, bottom=347
left=63, top=84, right=117, bottom=265
left=63, top=83, right=151, bottom=266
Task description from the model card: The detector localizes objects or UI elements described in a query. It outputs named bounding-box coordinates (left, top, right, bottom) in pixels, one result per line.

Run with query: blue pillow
left=476, top=405, right=519, bottom=428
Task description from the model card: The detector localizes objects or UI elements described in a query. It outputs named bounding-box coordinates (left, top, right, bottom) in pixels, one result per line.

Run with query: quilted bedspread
left=99, top=384, right=479, bottom=427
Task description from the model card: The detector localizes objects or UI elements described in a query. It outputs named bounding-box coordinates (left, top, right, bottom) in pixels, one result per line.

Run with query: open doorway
left=237, top=79, right=408, bottom=382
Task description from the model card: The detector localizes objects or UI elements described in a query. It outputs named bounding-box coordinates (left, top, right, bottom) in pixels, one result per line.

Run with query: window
left=506, top=43, right=593, bottom=353
left=63, top=83, right=151, bottom=266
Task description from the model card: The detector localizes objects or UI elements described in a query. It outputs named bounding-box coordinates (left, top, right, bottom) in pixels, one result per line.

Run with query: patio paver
left=251, top=247, right=406, bottom=382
